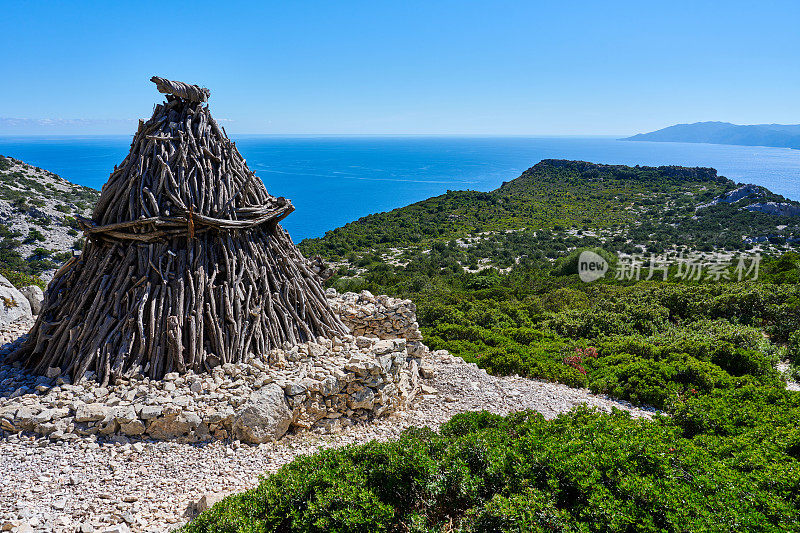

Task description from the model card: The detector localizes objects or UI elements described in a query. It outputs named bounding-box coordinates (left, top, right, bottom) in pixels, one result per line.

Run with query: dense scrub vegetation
left=184, top=387, right=800, bottom=532
left=301, top=160, right=800, bottom=261
left=325, top=252, right=798, bottom=409
left=184, top=258, right=800, bottom=531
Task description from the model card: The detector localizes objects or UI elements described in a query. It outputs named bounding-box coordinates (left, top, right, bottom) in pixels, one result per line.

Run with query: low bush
left=182, top=387, right=800, bottom=532
left=0, top=268, right=45, bottom=289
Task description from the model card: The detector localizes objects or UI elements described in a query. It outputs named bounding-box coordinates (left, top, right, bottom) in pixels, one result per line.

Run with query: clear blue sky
left=1, top=0, right=798, bottom=135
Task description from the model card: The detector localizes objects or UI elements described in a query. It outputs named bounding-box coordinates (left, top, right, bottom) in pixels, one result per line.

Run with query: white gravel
left=777, top=361, right=800, bottom=391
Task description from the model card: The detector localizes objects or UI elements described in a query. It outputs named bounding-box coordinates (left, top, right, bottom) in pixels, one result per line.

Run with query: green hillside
left=186, top=159, right=800, bottom=532
left=297, top=159, right=800, bottom=406
left=300, top=159, right=800, bottom=262
left=0, top=155, right=99, bottom=284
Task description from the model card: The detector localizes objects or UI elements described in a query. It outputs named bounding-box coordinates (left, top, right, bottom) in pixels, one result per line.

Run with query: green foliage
left=182, top=388, right=800, bottom=532
left=62, top=216, right=81, bottom=229
left=300, top=160, right=800, bottom=261
left=550, top=246, right=616, bottom=276
left=0, top=268, right=45, bottom=289
left=29, top=247, right=52, bottom=259
left=24, top=228, right=45, bottom=243
left=52, top=251, right=72, bottom=262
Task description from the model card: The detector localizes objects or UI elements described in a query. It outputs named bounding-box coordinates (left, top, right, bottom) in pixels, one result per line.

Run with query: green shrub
left=0, top=268, right=45, bottom=289
left=182, top=393, right=800, bottom=532
left=788, top=331, right=800, bottom=365
left=550, top=246, right=616, bottom=277
left=24, top=228, right=46, bottom=243
left=587, top=352, right=733, bottom=409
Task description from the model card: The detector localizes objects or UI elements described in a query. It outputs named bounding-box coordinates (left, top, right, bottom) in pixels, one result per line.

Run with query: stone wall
left=0, top=334, right=420, bottom=444
left=0, top=289, right=431, bottom=445
left=326, top=289, right=426, bottom=356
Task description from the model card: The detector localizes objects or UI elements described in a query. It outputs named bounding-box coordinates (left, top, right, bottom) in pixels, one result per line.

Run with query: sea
left=0, top=135, right=799, bottom=242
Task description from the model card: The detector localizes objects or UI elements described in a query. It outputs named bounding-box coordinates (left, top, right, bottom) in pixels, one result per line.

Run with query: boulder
left=120, top=420, right=145, bottom=436
left=74, top=403, right=109, bottom=423
left=102, top=524, right=131, bottom=533
left=419, top=365, right=436, bottom=379
left=146, top=413, right=199, bottom=440
left=107, top=406, right=137, bottom=424
left=0, top=275, right=32, bottom=327
left=14, top=406, right=40, bottom=431
left=194, top=492, right=226, bottom=514
left=139, top=405, right=163, bottom=420
left=349, top=387, right=375, bottom=410
left=373, top=338, right=405, bottom=355
left=233, top=383, right=292, bottom=443
left=19, top=285, right=44, bottom=315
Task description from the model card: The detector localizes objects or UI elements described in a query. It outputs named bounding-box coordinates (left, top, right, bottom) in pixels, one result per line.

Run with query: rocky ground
left=0, top=332, right=656, bottom=533
left=0, top=156, right=99, bottom=281
left=777, top=361, right=800, bottom=391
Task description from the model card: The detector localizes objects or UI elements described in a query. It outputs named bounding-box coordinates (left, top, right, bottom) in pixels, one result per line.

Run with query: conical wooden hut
left=10, top=77, right=348, bottom=384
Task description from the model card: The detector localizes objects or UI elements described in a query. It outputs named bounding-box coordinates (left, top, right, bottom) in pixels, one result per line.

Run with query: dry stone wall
left=0, top=333, right=421, bottom=444
left=0, top=286, right=431, bottom=445
left=326, top=289, right=426, bottom=356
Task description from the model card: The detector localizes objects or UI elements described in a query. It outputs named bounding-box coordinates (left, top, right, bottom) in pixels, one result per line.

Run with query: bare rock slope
left=0, top=156, right=98, bottom=281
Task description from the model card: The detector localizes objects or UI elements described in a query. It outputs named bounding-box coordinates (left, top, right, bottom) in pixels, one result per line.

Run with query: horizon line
left=0, top=132, right=626, bottom=138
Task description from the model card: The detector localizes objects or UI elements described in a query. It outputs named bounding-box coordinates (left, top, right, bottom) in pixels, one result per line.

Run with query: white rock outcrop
left=0, top=275, right=32, bottom=327
left=745, top=202, right=800, bottom=217
left=232, top=383, right=293, bottom=443
left=19, top=285, right=43, bottom=315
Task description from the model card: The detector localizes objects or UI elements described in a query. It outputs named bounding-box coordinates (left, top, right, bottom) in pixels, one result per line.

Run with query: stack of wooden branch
left=9, top=77, right=348, bottom=384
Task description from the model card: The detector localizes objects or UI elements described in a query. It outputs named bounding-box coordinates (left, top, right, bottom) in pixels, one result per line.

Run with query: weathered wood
left=9, top=77, right=348, bottom=383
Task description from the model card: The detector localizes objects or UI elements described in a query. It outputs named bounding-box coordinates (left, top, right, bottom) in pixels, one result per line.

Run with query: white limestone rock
left=19, top=285, right=44, bottom=316
left=0, top=275, right=32, bottom=327
left=233, top=383, right=293, bottom=444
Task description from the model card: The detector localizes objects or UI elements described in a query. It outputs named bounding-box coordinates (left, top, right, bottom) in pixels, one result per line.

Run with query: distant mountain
left=300, top=159, right=800, bottom=263
left=623, top=121, right=800, bottom=150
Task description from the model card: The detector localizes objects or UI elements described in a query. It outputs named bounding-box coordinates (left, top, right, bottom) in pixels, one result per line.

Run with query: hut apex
left=10, top=77, right=348, bottom=384
left=150, top=76, right=210, bottom=103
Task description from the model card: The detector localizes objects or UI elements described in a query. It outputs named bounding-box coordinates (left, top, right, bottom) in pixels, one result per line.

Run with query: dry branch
left=10, top=77, right=347, bottom=383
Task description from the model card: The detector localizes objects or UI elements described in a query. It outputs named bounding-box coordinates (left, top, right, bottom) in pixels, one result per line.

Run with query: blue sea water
left=0, top=135, right=799, bottom=241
